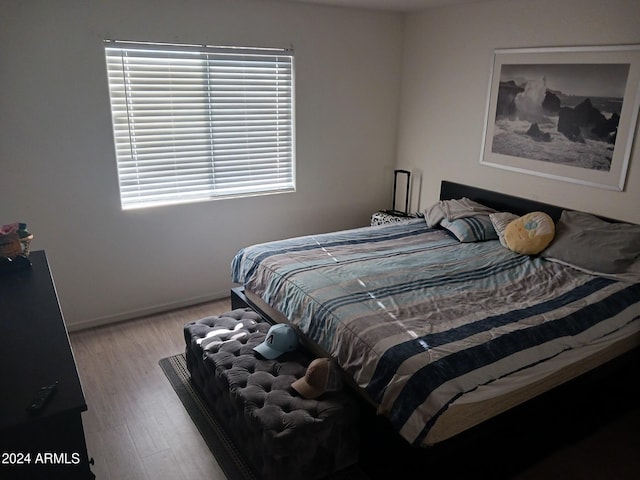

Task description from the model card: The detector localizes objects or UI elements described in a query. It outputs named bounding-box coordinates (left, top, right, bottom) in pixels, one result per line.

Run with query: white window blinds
left=104, top=41, right=295, bottom=209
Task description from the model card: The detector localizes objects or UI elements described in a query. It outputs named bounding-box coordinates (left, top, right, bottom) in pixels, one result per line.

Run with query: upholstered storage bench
left=184, top=309, right=360, bottom=480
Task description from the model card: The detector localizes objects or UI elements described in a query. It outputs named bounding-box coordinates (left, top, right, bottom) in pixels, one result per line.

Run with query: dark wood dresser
left=0, top=250, right=94, bottom=479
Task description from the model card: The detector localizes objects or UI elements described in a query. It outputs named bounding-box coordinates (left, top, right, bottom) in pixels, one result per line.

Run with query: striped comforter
left=231, top=220, right=640, bottom=446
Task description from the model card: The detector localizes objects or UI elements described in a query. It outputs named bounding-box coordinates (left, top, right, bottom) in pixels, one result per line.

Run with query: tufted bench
left=184, top=309, right=360, bottom=480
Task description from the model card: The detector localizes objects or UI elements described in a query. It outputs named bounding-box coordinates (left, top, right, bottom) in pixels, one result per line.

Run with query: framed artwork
left=480, top=44, right=640, bottom=191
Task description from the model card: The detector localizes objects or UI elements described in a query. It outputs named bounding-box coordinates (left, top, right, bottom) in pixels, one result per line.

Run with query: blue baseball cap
left=253, top=323, right=298, bottom=359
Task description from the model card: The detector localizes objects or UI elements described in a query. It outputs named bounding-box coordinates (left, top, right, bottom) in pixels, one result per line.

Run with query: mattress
left=232, top=219, right=640, bottom=447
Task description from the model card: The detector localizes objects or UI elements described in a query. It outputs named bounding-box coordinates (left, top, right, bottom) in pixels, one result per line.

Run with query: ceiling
left=279, top=0, right=493, bottom=12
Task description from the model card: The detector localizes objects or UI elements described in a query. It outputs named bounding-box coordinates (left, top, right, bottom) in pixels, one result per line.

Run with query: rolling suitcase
left=371, top=169, right=416, bottom=226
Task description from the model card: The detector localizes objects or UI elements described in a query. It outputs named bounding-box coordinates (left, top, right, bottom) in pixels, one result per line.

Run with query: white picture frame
left=480, top=44, right=640, bottom=191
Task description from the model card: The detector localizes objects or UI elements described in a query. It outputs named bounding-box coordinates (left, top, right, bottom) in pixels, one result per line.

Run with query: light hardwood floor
left=70, top=298, right=232, bottom=480
left=70, top=298, right=640, bottom=480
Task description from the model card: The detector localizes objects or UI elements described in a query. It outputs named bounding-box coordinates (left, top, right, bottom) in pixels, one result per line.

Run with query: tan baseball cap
left=291, top=358, right=343, bottom=399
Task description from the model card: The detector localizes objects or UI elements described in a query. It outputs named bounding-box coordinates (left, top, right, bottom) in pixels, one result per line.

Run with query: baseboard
left=66, top=290, right=230, bottom=332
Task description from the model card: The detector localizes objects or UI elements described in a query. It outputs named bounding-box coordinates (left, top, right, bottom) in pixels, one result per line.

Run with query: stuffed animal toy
left=504, top=211, right=555, bottom=255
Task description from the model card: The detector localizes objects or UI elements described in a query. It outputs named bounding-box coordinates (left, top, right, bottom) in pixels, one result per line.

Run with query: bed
left=231, top=180, right=640, bottom=447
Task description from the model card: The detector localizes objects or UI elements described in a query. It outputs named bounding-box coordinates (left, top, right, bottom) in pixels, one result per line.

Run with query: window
left=104, top=41, right=295, bottom=209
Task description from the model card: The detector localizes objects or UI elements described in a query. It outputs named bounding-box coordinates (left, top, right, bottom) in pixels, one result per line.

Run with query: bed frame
left=235, top=180, right=639, bottom=454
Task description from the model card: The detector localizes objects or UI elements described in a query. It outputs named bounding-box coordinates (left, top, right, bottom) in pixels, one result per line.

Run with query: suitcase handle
left=392, top=169, right=410, bottom=215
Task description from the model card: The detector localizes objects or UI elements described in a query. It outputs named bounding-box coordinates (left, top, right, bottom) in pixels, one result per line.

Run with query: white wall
left=6, top=0, right=637, bottom=330
left=398, top=0, right=640, bottom=223
left=0, top=0, right=403, bottom=329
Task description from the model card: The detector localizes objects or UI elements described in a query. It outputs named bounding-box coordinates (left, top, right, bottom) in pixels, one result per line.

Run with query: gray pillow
left=541, top=210, right=640, bottom=274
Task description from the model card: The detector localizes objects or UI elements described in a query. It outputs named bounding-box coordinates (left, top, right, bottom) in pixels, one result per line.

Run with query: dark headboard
left=440, top=181, right=565, bottom=222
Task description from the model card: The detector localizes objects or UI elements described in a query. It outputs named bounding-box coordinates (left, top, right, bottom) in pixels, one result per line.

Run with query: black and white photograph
left=481, top=45, right=640, bottom=190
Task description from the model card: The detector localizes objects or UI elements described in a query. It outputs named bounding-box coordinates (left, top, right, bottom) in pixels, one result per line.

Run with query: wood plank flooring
left=70, top=298, right=640, bottom=480
left=70, top=298, right=231, bottom=480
